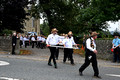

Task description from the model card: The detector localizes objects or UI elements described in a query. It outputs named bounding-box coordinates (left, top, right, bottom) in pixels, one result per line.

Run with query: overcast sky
left=107, top=21, right=120, bottom=31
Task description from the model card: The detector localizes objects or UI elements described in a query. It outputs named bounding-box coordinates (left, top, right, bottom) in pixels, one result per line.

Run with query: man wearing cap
left=79, top=31, right=101, bottom=79
left=46, top=28, right=60, bottom=68
left=63, top=32, right=77, bottom=65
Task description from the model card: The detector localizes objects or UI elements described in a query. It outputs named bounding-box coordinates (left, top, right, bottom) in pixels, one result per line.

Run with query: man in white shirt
left=79, top=31, right=101, bottom=79
left=63, top=32, right=77, bottom=65
left=46, top=28, right=60, bottom=68
left=31, top=35, right=36, bottom=48
left=23, top=35, right=29, bottom=48
left=19, top=34, right=23, bottom=48
left=37, top=35, right=42, bottom=48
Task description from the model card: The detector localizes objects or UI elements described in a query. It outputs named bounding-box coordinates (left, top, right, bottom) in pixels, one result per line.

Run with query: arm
left=46, top=35, right=50, bottom=47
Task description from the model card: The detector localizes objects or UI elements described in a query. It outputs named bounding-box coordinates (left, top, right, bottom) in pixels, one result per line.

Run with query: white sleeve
left=86, top=39, right=95, bottom=52
left=72, top=39, right=76, bottom=45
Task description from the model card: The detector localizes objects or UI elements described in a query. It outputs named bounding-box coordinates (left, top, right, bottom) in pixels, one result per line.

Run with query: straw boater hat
left=91, top=31, right=99, bottom=37
left=51, top=28, right=58, bottom=33
left=68, top=31, right=73, bottom=35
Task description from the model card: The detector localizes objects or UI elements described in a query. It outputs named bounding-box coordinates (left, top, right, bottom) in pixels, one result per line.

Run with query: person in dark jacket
left=12, top=33, right=17, bottom=55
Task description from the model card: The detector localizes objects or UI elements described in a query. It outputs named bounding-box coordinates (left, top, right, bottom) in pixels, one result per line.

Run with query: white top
left=20, top=36, right=23, bottom=41
left=63, top=37, right=76, bottom=48
left=46, top=34, right=60, bottom=45
left=86, top=37, right=96, bottom=52
left=23, top=37, right=29, bottom=41
left=31, top=37, right=35, bottom=41
left=37, top=36, right=42, bottom=41
left=41, top=37, right=46, bottom=42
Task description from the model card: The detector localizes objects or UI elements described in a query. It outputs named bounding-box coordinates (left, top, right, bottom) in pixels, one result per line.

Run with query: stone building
left=23, top=5, right=40, bottom=35
left=23, top=16, right=40, bottom=35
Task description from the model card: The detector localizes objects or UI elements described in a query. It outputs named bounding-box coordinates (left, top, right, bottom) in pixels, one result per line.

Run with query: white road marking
left=0, top=61, right=10, bottom=66
left=106, top=74, right=120, bottom=77
left=0, top=77, right=23, bottom=80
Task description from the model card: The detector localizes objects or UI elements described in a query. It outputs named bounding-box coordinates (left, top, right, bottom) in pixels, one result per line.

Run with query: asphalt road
left=0, top=47, right=120, bottom=80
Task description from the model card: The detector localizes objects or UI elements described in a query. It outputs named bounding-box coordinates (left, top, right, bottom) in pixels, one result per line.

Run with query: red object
left=111, top=48, right=114, bottom=52
left=81, top=45, right=84, bottom=50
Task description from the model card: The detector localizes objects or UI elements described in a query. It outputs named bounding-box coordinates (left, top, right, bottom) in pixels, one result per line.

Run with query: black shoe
left=54, top=64, right=57, bottom=69
left=48, top=63, right=52, bottom=66
left=79, top=71, right=83, bottom=76
left=93, top=75, right=102, bottom=79
left=71, top=63, right=75, bottom=66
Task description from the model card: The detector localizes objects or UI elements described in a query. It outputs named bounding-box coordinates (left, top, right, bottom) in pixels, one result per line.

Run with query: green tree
left=30, top=0, right=120, bottom=35
left=0, top=0, right=29, bottom=32
left=40, top=22, right=50, bottom=36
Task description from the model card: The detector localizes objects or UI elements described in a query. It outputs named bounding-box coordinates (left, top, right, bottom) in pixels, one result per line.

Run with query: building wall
left=23, top=8, right=40, bottom=35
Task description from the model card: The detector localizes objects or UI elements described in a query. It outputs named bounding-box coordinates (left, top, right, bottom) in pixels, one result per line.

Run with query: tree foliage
left=0, top=0, right=29, bottom=32
left=27, top=0, right=120, bottom=35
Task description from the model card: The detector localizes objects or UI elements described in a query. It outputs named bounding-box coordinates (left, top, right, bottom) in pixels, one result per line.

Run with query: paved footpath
left=0, top=46, right=120, bottom=80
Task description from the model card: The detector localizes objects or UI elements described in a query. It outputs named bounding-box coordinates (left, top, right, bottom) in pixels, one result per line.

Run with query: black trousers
left=20, top=40, right=23, bottom=48
left=113, top=47, right=120, bottom=62
left=79, top=50, right=99, bottom=76
left=32, top=41, right=35, bottom=48
left=12, top=46, right=15, bottom=54
left=37, top=41, right=42, bottom=48
left=63, top=48, right=74, bottom=64
left=55, top=48, right=59, bottom=59
left=25, top=41, right=29, bottom=48
left=48, top=47, right=57, bottom=65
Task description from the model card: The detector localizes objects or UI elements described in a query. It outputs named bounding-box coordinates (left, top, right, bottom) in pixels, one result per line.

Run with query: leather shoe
left=48, top=63, right=52, bottom=66
left=54, top=64, right=57, bottom=69
left=79, top=71, right=83, bottom=76
left=93, top=75, right=102, bottom=79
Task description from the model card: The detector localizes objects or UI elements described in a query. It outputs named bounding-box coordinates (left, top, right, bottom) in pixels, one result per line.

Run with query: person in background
left=46, top=28, right=61, bottom=69
left=12, top=33, right=17, bottom=55
left=31, top=35, right=36, bottom=48
left=41, top=35, right=46, bottom=49
left=23, top=35, right=29, bottom=48
left=37, top=34, right=42, bottom=48
left=112, top=33, right=120, bottom=63
left=79, top=31, right=101, bottom=79
left=19, top=34, right=23, bottom=48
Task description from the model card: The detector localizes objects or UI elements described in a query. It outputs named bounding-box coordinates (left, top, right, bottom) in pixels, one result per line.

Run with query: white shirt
left=86, top=37, right=96, bottom=52
left=23, top=37, right=29, bottom=41
left=20, top=36, right=23, bottom=41
left=41, top=37, right=46, bottom=42
left=46, top=34, right=60, bottom=45
left=37, top=36, right=42, bottom=41
left=63, top=37, right=76, bottom=48
left=31, top=37, right=35, bottom=41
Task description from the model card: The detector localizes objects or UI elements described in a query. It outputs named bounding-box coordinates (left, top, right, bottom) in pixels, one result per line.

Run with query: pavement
left=0, top=46, right=120, bottom=80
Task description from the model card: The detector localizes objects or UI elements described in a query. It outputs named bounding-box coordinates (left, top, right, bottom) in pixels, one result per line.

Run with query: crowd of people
left=13, top=28, right=119, bottom=79
left=19, top=34, right=46, bottom=49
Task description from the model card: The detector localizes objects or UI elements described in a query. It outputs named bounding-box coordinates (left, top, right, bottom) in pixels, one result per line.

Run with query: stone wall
left=0, top=36, right=20, bottom=54
left=96, top=40, right=113, bottom=60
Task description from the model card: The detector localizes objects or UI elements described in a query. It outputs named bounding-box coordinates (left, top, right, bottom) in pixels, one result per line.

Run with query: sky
left=107, top=21, right=120, bottom=31
left=40, top=19, right=120, bottom=31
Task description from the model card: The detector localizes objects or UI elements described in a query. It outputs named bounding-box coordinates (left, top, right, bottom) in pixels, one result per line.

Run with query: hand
left=75, top=44, right=78, bottom=48
left=13, top=44, right=15, bottom=46
left=47, top=44, right=50, bottom=47
left=93, top=50, right=98, bottom=54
